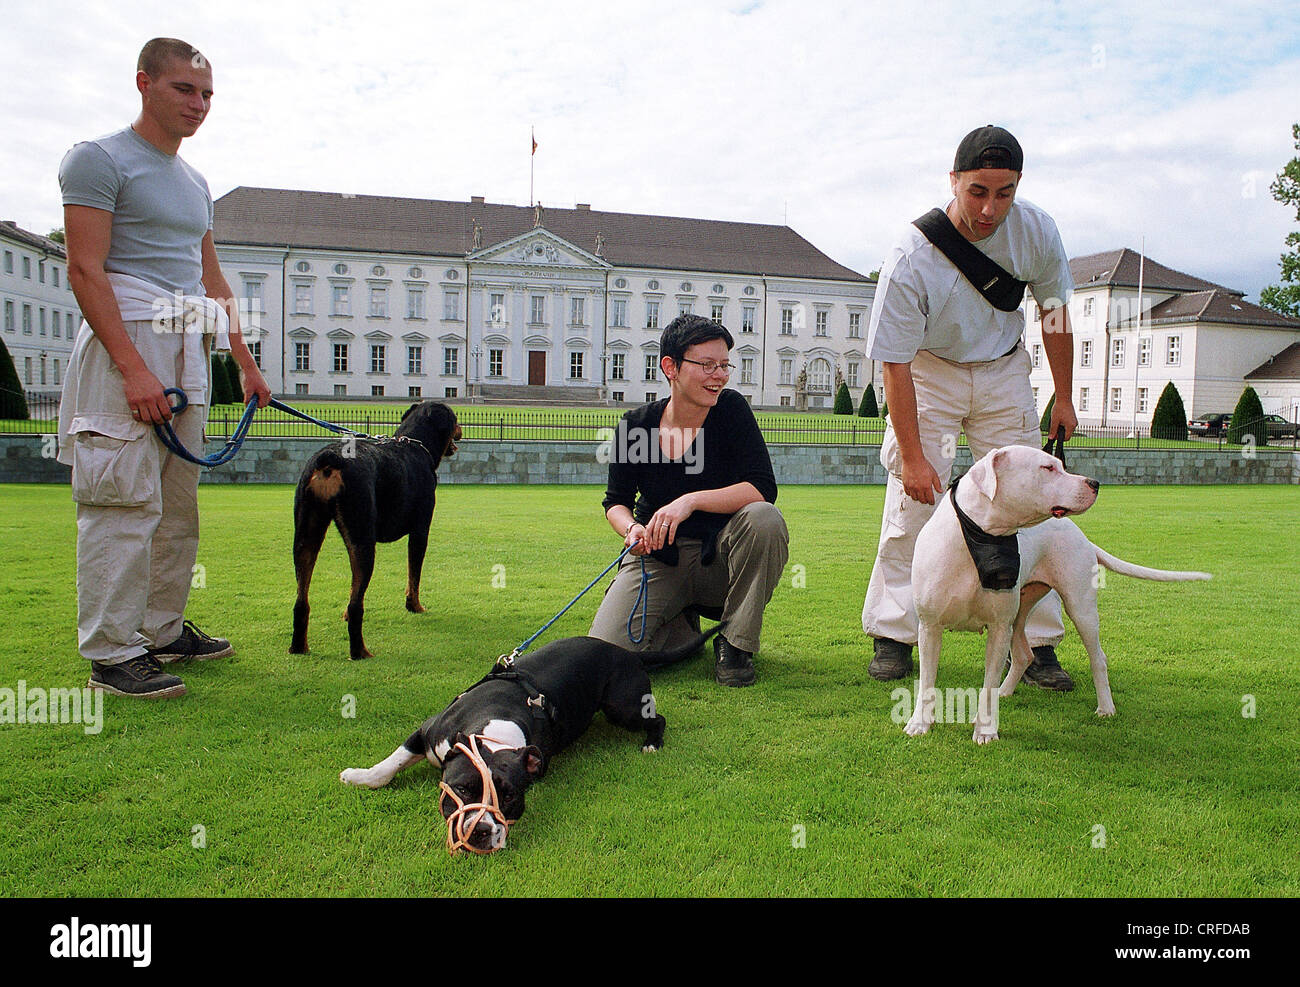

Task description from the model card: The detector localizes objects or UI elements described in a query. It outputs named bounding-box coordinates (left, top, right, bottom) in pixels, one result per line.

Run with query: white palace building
left=1, top=220, right=82, bottom=396
left=212, top=187, right=876, bottom=409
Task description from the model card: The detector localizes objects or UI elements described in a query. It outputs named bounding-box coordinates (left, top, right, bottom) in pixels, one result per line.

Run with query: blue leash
left=153, top=387, right=369, bottom=468
left=497, top=542, right=650, bottom=667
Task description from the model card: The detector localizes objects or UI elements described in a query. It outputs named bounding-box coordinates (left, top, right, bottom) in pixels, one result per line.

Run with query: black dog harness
left=949, top=473, right=1020, bottom=591
left=446, top=666, right=559, bottom=758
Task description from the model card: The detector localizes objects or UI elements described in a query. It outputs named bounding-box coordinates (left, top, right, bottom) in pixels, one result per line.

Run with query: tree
left=833, top=381, right=853, bottom=415
left=858, top=383, right=879, bottom=417
left=0, top=337, right=29, bottom=420
left=209, top=353, right=234, bottom=406
left=1259, top=123, right=1300, bottom=318
left=1150, top=381, right=1187, bottom=441
left=880, top=397, right=888, bottom=419
left=47, top=227, right=65, bottom=245
left=1227, top=385, right=1268, bottom=447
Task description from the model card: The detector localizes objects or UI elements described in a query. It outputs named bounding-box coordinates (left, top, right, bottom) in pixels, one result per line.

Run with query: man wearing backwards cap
left=861, top=125, right=1079, bottom=690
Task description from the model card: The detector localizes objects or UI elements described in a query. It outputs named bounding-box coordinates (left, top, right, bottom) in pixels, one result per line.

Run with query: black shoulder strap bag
left=912, top=208, right=1028, bottom=313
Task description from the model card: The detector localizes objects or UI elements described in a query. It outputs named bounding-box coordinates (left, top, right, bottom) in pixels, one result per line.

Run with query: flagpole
left=530, top=127, right=535, bottom=206
left=1130, top=236, right=1144, bottom=438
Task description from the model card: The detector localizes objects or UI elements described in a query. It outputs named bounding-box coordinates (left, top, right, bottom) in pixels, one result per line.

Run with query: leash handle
left=154, top=387, right=258, bottom=468
left=1042, top=427, right=1066, bottom=469
left=626, top=552, right=649, bottom=645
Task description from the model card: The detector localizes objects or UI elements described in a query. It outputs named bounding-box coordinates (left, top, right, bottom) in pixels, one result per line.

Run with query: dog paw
left=1096, top=704, right=1116, bottom=717
left=904, top=717, right=932, bottom=737
left=406, top=600, right=426, bottom=614
left=340, top=768, right=368, bottom=787
left=973, top=729, right=1000, bottom=745
left=641, top=744, right=660, bottom=753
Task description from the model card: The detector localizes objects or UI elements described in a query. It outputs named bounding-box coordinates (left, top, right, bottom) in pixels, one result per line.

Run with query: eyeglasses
left=679, top=358, right=733, bottom=376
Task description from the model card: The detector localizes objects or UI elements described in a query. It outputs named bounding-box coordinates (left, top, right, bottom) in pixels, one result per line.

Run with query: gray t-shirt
left=867, top=197, right=1073, bottom=364
left=58, top=126, right=213, bottom=296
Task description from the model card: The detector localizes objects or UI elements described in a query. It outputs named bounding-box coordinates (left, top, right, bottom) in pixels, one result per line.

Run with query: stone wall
left=1, top=434, right=1297, bottom=486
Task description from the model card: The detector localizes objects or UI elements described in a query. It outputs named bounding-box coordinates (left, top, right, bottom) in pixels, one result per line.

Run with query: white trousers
left=861, top=345, right=1065, bottom=648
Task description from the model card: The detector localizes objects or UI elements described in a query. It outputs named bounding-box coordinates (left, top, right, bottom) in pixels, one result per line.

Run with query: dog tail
left=1094, top=547, right=1212, bottom=582
left=639, top=623, right=726, bottom=670
left=304, top=452, right=347, bottom=503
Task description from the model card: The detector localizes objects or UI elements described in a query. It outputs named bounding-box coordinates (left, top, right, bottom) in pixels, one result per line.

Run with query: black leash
left=1043, top=427, right=1067, bottom=468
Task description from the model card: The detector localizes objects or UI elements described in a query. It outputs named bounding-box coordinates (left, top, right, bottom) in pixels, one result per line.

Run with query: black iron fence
left=3, top=389, right=1297, bottom=451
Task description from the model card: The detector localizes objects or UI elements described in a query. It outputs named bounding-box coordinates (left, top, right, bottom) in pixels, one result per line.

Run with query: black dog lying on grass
left=340, top=626, right=722, bottom=854
left=290, top=401, right=461, bottom=659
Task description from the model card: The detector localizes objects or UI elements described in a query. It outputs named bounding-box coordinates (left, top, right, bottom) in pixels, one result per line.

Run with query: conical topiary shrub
left=210, top=353, right=234, bottom=406
left=1150, top=381, right=1188, bottom=441
left=223, top=353, right=243, bottom=405
left=858, top=384, right=879, bottom=418
left=1227, top=386, right=1268, bottom=447
left=834, top=382, right=853, bottom=415
left=1039, top=393, right=1056, bottom=434
left=0, top=336, right=29, bottom=420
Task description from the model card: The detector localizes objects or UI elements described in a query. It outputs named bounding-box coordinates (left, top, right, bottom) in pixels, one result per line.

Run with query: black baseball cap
left=954, top=125, right=1023, bottom=172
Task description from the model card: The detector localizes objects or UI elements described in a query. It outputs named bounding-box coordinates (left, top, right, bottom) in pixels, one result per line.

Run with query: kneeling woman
left=589, top=314, right=789, bottom=686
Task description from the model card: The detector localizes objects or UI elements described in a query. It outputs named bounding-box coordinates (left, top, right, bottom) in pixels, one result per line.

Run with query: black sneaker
left=147, top=620, right=234, bottom=664
left=868, top=637, right=913, bottom=681
left=1022, top=645, right=1075, bottom=692
left=88, top=655, right=186, bottom=699
left=714, top=634, right=757, bottom=688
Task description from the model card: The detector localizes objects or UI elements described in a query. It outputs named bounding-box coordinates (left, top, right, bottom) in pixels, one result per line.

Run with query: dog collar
left=949, top=475, right=1021, bottom=591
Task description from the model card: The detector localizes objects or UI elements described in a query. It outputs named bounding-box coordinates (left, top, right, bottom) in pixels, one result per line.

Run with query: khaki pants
left=861, top=345, right=1065, bottom=647
left=63, top=319, right=204, bottom=664
left=589, top=502, right=789, bottom=655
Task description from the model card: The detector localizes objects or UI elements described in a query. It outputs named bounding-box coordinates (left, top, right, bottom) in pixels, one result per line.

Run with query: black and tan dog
left=290, top=401, right=461, bottom=659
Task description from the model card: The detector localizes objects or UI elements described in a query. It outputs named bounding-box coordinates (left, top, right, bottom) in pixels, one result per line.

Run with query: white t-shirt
left=867, top=198, right=1073, bottom=364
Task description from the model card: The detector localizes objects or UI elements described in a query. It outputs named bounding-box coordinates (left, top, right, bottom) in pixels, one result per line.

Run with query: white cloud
left=4, top=0, right=1298, bottom=299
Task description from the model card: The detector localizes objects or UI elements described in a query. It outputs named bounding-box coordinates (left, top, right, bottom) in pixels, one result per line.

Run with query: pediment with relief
left=470, top=228, right=609, bottom=270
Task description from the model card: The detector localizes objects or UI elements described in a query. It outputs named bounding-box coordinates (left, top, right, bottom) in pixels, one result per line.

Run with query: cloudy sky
left=4, top=0, right=1298, bottom=301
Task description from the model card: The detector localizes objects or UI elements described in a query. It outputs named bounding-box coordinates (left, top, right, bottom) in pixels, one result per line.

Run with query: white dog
left=906, top=445, right=1211, bottom=744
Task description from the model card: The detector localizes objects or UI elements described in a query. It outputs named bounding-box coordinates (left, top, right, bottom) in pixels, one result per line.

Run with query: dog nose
left=1086, top=478, right=1100, bottom=492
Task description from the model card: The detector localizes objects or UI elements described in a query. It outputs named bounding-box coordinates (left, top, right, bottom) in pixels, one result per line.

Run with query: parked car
left=1188, top=413, right=1232, bottom=436
left=1263, top=414, right=1300, bottom=440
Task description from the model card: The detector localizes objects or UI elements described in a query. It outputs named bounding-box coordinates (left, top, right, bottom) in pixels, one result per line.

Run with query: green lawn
left=0, top=482, right=1295, bottom=896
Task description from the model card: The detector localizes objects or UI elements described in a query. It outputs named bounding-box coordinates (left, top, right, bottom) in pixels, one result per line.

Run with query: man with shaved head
left=58, top=39, right=270, bottom=698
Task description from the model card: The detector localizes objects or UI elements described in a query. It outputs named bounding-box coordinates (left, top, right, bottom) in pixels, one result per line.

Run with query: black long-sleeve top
left=601, top=388, right=778, bottom=565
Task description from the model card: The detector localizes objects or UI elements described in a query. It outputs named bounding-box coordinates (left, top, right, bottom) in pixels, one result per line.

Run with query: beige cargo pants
left=60, top=320, right=204, bottom=664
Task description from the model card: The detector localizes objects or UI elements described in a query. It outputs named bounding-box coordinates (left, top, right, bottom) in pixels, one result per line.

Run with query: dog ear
left=400, top=402, right=419, bottom=423
left=522, top=745, right=545, bottom=778
left=443, top=731, right=472, bottom=758
left=967, top=451, right=1004, bottom=502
